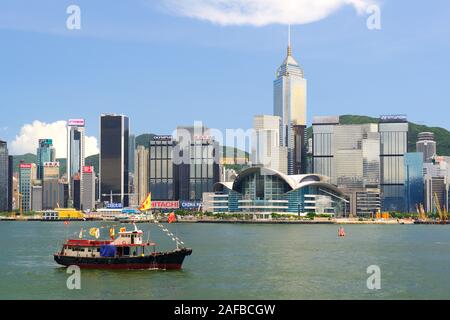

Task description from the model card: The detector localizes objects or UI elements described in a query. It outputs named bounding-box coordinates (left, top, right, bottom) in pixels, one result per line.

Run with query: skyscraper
left=100, top=114, right=129, bottom=207
left=36, top=139, right=56, bottom=180
left=312, top=117, right=381, bottom=217
left=379, top=115, right=409, bottom=212
left=274, top=26, right=307, bottom=175
left=0, top=141, right=8, bottom=211
left=312, top=116, right=339, bottom=179
left=252, top=115, right=288, bottom=174
left=134, top=145, right=148, bottom=206
left=67, top=119, right=85, bottom=203
left=129, top=134, right=136, bottom=175
left=8, top=155, right=13, bottom=211
left=81, top=166, right=96, bottom=211
left=19, top=163, right=36, bottom=212
left=174, top=124, right=220, bottom=201
left=42, top=162, right=61, bottom=210
left=416, top=132, right=436, bottom=163
left=404, top=152, right=424, bottom=213
left=149, top=135, right=176, bottom=201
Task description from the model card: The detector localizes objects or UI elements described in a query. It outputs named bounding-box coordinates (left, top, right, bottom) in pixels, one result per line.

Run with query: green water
left=1, top=221, right=450, bottom=299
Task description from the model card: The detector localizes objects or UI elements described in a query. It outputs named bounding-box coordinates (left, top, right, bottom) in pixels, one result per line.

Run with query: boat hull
left=54, top=248, right=192, bottom=270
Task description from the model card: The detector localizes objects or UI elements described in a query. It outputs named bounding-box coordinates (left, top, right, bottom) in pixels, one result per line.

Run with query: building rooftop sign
left=68, top=119, right=85, bottom=127
left=44, top=162, right=60, bottom=167
left=39, top=139, right=53, bottom=145
left=82, top=166, right=94, bottom=173
left=152, top=135, right=173, bottom=141
left=379, top=115, right=408, bottom=123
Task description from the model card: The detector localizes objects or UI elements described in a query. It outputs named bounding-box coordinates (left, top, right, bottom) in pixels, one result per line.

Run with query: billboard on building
left=82, top=166, right=94, bottom=174
left=44, top=162, right=60, bottom=167
left=151, top=201, right=180, bottom=209
left=68, top=119, right=85, bottom=127
left=180, top=200, right=202, bottom=210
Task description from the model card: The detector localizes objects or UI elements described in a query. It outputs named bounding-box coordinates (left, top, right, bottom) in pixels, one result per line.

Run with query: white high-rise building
left=134, top=146, right=148, bottom=206
left=274, top=26, right=307, bottom=175
left=252, top=115, right=288, bottom=174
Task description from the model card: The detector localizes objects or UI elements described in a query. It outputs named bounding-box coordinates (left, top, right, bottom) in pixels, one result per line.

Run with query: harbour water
left=1, top=221, right=450, bottom=300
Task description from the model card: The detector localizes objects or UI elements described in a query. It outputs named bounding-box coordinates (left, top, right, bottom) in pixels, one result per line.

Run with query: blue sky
left=0, top=0, right=449, bottom=155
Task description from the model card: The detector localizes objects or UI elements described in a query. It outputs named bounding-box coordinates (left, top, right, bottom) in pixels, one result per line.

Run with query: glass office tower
left=174, top=125, right=220, bottom=201
left=19, top=163, right=36, bottom=212
left=129, top=134, right=136, bottom=175
left=67, top=121, right=85, bottom=179
left=404, top=152, right=424, bottom=213
left=36, top=139, right=56, bottom=180
left=67, top=119, right=85, bottom=206
left=312, top=116, right=339, bottom=181
left=100, top=114, right=129, bottom=207
left=0, top=141, right=8, bottom=211
left=8, top=155, right=13, bottom=211
left=274, top=27, right=307, bottom=175
left=149, top=136, right=175, bottom=201
left=379, top=115, right=408, bottom=212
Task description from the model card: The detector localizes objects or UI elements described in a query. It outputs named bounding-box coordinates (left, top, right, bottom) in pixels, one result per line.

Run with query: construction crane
left=419, top=203, right=427, bottom=221
left=416, top=203, right=427, bottom=221
left=433, top=192, right=444, bottom=222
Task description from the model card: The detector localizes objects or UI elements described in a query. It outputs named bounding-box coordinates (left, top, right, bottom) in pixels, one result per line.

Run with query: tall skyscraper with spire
left=273, top=26, right=307, bottom=174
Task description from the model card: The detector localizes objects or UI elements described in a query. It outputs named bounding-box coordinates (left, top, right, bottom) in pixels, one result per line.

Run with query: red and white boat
left=54, top=225, right=192, bottom=270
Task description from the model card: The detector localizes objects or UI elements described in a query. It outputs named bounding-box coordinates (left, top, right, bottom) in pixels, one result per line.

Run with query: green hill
left=12, top=153, right=37, bottom=172
left=308, top=115, right=450, bottom=156
left=135, top=133, right=156, bottom=148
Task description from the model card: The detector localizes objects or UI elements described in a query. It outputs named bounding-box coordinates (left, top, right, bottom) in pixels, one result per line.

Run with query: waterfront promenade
left=0, top=214, right=416, bottom=225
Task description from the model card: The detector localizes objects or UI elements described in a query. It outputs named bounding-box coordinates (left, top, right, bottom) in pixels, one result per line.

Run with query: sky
left=0, top=0, right=449, bottom=157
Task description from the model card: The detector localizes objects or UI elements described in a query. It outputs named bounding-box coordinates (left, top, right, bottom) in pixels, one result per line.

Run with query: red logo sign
left=151, top=201, right=180, bottom=209
left=19, top=163, right=32, bottom=169
left=82, top=166, right=94, bottom=173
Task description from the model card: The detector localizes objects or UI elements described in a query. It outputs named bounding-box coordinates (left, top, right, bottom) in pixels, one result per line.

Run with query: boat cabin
left=60, top=226, right=156, bottom=258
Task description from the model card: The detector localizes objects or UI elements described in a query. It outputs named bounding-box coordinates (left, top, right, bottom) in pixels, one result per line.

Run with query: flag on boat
left=89, top=228, right=100, bottom=239
left=168, top=212, right=177, bottom=223
left=109, top=227, right=115, bottom=240
left=139, top=193, right=152, bottom=211
left=119, top=227, right=126, bottom=233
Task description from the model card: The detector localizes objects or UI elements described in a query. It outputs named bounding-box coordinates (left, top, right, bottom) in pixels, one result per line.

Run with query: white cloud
left=162, top=0, right=377, bottom=26
left=10, top=120, right=99, bottom=158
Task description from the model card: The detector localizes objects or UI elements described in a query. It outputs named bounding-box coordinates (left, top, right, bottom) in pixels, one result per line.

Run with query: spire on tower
left=287, top=24, right=292, bottom=57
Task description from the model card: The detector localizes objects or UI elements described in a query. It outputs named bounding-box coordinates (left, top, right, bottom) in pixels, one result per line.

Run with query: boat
left=338, top=227, right=346, bottom=237
left=54, top=224, right=192, bottom=270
